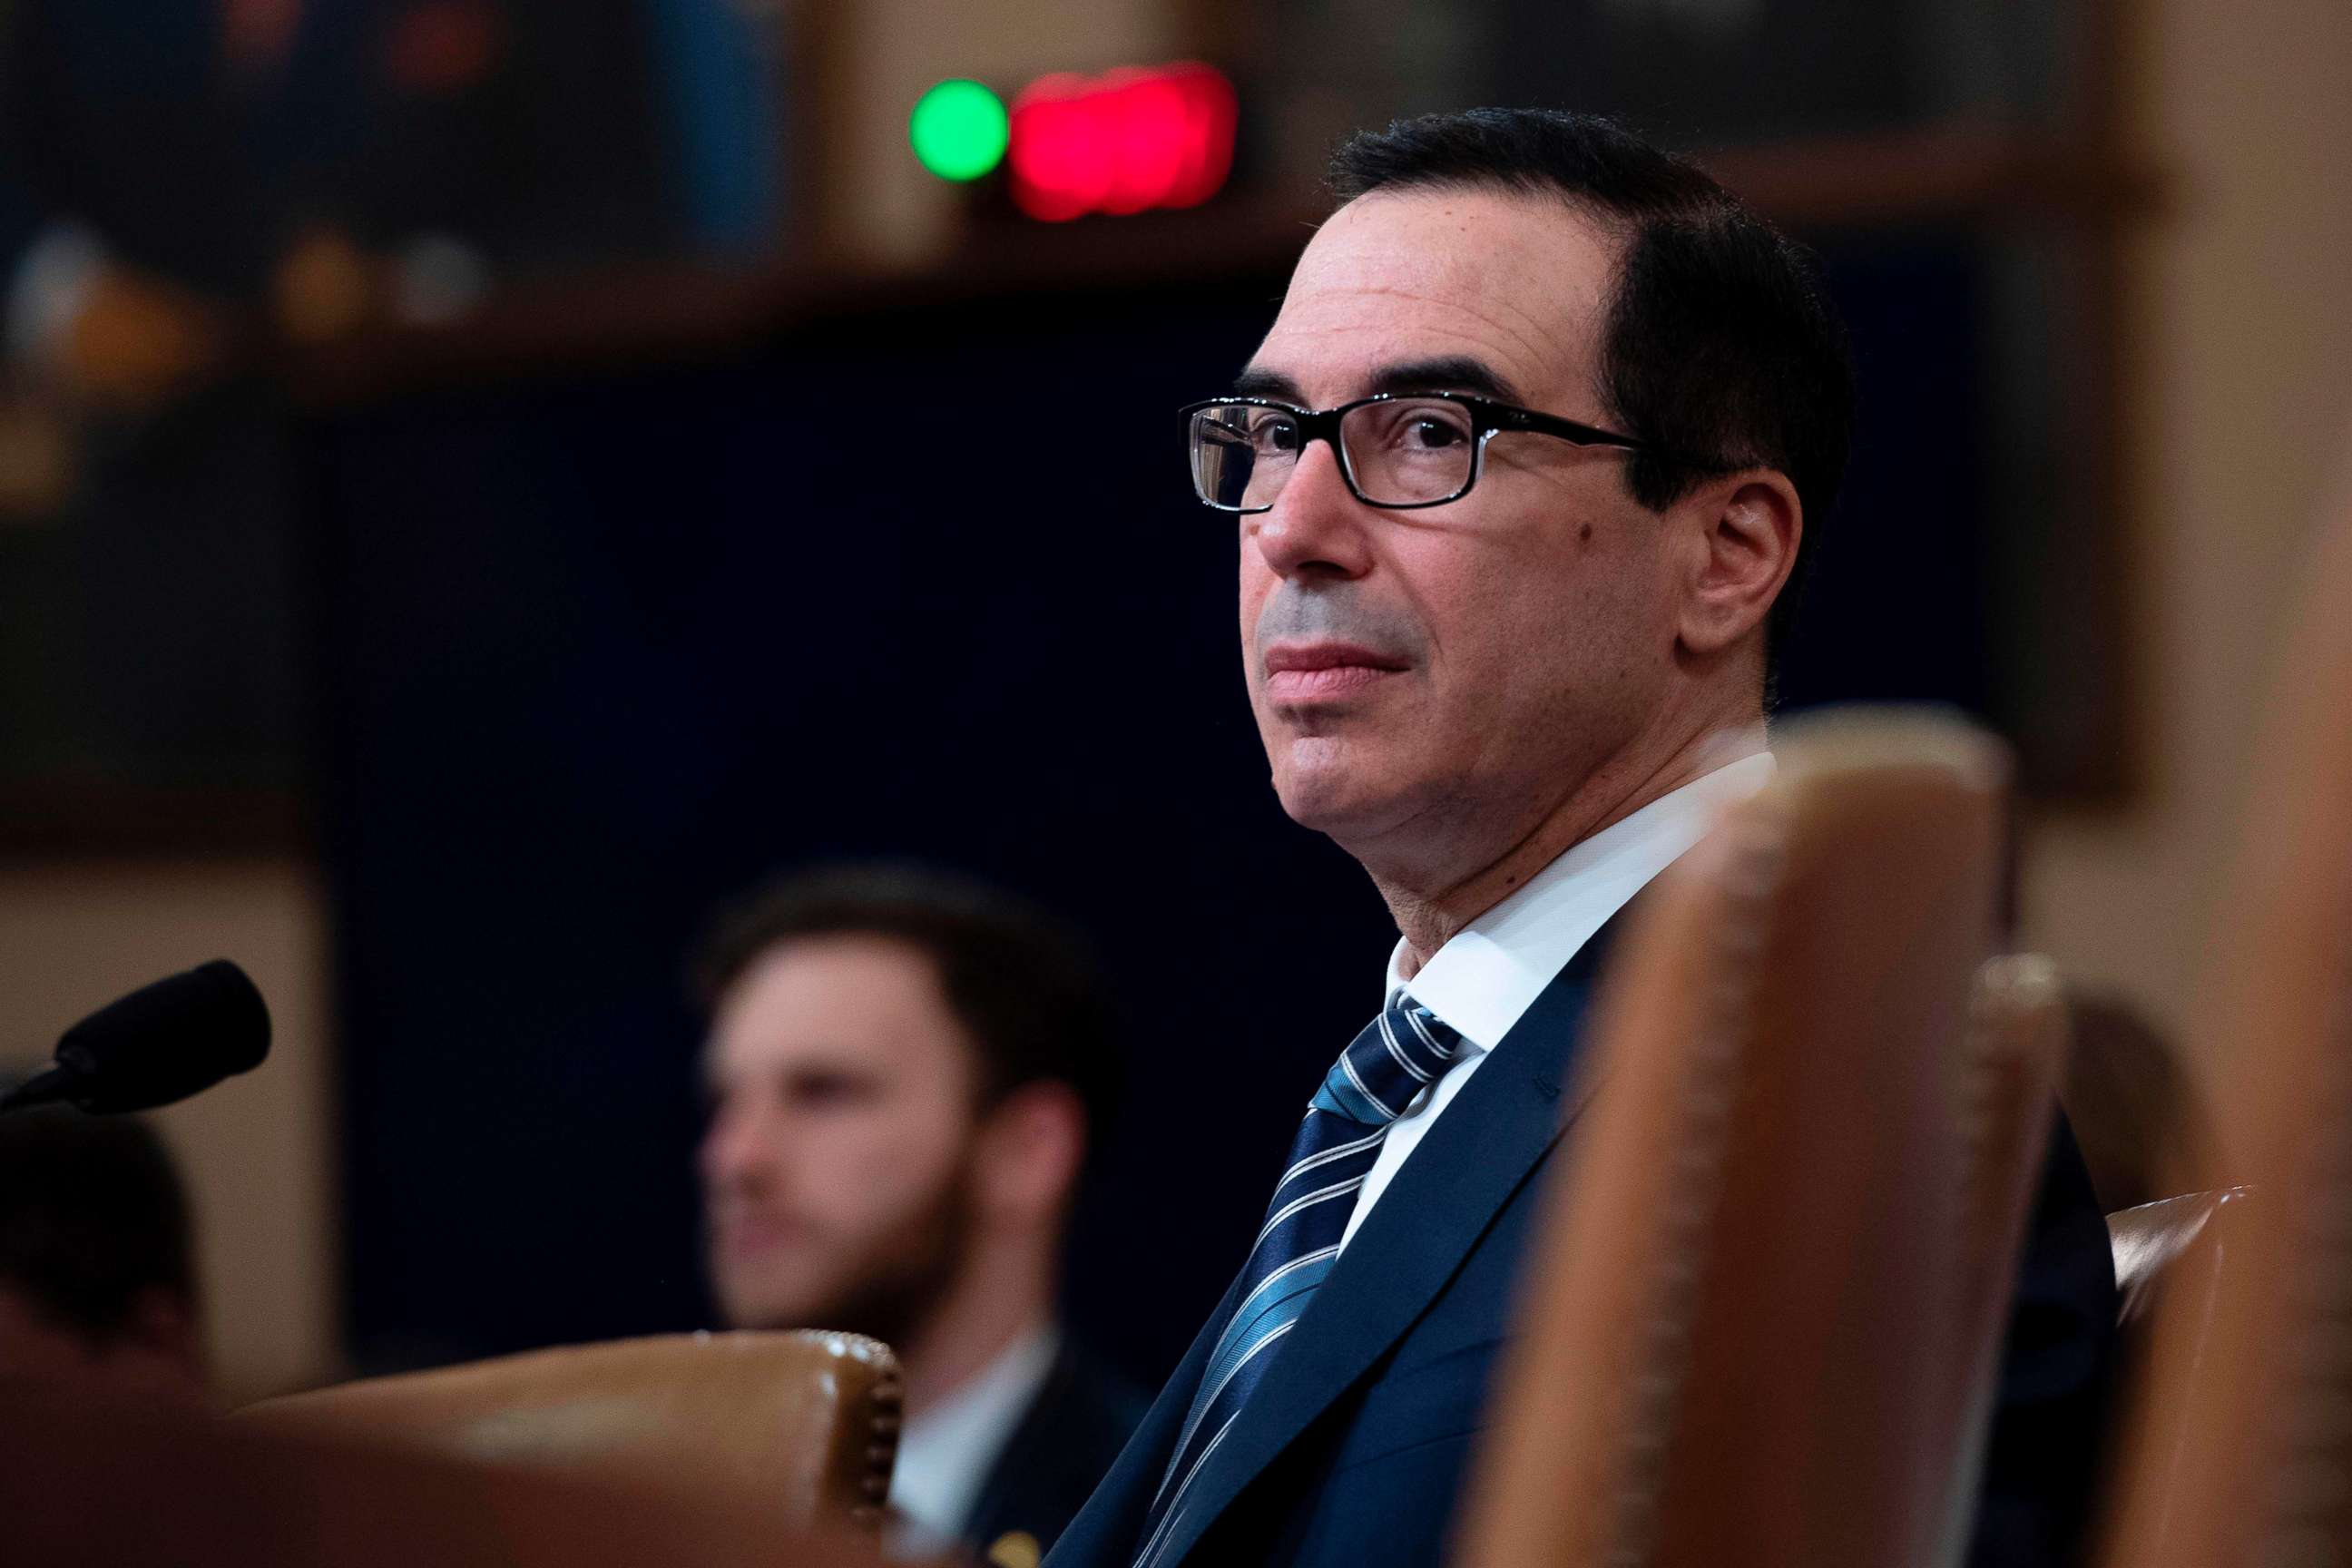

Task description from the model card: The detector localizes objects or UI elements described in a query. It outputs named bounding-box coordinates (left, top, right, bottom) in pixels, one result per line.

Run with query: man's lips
left=1262, top=642, right=1409, bottom=702
left=713, top=1208, right=811, bottom=1259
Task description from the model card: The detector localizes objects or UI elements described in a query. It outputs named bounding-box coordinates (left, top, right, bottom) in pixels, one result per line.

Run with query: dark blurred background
left=0, top=0, right=2343, bottom=1400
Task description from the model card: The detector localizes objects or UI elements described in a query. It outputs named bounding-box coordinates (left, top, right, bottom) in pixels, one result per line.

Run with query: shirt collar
left=1387, top=747, right=1776, bottom=1052
left=888, top=1321, right=1060, bottom=1544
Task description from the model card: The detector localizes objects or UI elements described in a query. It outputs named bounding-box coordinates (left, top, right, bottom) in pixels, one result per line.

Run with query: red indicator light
left=1007, top=63, right=1238, bottom=222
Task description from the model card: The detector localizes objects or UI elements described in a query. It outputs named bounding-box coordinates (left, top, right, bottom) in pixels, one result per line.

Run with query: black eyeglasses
left=1181, top=392, right=1655, bottom=513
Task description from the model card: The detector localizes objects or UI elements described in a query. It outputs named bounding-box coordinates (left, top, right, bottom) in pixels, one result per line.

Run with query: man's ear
left=973, top=1082, right=1087, bottom=1229
left=1675, top=469, right=1802, bottom=659
left=115, top=1287, right=209, bottom=1399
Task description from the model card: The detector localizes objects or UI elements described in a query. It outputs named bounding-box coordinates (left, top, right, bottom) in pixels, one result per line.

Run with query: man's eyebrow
left=1364, top=356, right=1523, bottom=403
left=1231, top=366, right=1304, bottom=402
left=1228, top=356, right=1524, bottom=407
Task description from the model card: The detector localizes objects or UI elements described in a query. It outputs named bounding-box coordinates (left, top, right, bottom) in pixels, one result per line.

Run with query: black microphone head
left=50, top=960, right=271, bottom=1113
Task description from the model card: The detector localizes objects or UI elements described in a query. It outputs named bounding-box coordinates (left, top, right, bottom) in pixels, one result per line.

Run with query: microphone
left=1, top=960, right=271, bottom=1114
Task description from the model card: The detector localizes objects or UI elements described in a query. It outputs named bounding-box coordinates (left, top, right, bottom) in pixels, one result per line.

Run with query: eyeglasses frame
left=1181, top=391, right=1661, bottom=514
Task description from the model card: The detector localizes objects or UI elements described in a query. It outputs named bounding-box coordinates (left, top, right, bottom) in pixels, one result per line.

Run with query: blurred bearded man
left=698, top=864, right=1144, bottom=1563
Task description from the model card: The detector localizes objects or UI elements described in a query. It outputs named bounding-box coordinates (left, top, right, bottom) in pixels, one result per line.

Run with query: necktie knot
left=1308, top=995, right=1464, bottom=1127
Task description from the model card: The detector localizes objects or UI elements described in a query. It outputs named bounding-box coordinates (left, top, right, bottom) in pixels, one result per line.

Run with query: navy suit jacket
left=1046, top=922, right=2117, bottom=1568
left=963, top=1340, right=1151, bottom=1562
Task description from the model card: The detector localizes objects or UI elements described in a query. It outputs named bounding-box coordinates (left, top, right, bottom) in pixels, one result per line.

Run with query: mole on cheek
left=1578, top=524, right=1593, bottom=544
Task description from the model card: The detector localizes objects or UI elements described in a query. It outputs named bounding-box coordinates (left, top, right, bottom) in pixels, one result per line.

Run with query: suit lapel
left=1145, top=926, right=1619, bottom=1568
left=1048, top=1269, right=1250, bottom=1564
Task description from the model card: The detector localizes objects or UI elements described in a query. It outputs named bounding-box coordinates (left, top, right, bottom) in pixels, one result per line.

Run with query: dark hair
left=693, top=863, right=1122, bottom=1137
left=0, top=1108, right=195, bottom=1343
left=1329, top=108, right=1856, bottom=688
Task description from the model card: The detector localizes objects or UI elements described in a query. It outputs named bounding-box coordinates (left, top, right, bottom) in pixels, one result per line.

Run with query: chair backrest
left=2063, top=990, right=2217, bottom=1212
left=240, top=1329, right=902, bottom=1537
left=1939, top=953, right=2071, bottom=1494
left=4, top=1374, right=890, bottom=1568
left=2086, top=458, right=2352, bottom=1566
left=2087, top=1187, right=2250, bottom=1531
left=1450, top=710, right=2043, bottom=1568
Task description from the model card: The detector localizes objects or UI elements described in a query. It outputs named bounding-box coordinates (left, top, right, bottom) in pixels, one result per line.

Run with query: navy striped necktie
left=1132, top=995, right=1465, bottom=1568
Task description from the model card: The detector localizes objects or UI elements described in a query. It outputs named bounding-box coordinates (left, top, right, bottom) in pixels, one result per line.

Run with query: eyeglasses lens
left=1189, top=399, right=1478, bottom=510
left=1190, top=406, right=1295, bottom=511
left=1339, top=398, right=1476, bottom=505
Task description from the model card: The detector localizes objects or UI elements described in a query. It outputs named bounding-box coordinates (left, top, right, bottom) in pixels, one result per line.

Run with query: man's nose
left=1249, top=439, right=1375, bottom=581
left=700, top=1106, right=775, bottom=1193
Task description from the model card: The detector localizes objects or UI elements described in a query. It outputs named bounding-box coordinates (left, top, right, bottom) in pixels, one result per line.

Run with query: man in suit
left=1048, top=109, right=2115, bottom=1568
left=696, top=864, right=1147, bottom=1564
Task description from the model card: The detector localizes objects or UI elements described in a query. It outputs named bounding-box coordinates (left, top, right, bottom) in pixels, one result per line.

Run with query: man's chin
left=1270, top=748, right=1416, bottom=841
left=717, top=1295, right=808, bottom=1333
left=712, top=1266, right=832, bottom=1333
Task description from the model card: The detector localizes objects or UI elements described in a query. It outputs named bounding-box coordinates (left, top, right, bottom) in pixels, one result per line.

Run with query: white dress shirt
left=1335, top=749, right=1777, bottom=1251
left=887, top=1321, right=1061, bottom=1554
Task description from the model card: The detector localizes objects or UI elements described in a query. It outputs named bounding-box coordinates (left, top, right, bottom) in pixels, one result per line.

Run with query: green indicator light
left=909, top=79, right=1009, bottom=181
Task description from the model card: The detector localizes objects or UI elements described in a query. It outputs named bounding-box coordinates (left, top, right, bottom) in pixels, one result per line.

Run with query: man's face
left=1237, top=189, right=1682, bottom=873
left=699, top=936, right=979, bottom=1342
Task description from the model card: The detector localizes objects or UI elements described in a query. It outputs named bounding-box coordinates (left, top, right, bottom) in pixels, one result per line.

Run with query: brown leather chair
left=5, top=1374, right=892, bottom=1568
left=241, top=1329, right=903, bottom=1539
left=2063, top=990, right=2219, bottom=1213
left=1942, top=953, right=2071, bottom=1460
left=2085, top=457, right=2352, bottom=1565
left=1451, top=710, right=2052, bottom=1568
left=2091, top=1188, right=2249, bottom=1528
